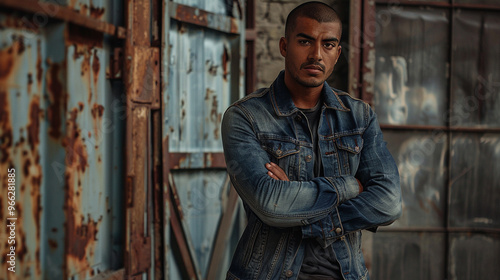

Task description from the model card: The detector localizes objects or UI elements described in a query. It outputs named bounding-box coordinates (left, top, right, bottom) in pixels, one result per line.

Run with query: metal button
left=335, top=228, right=342, bottom=235
left=276, top=149, right=283, bottom=156
left=285, top=270, right=293, bottom=277
left=355, top=146, right=360, bottom=153
left=305, top=155, right=312, bottom=162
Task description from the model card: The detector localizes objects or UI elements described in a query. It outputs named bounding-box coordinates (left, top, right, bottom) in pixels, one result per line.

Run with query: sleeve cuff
left=326, top=175, right=360, bottom=205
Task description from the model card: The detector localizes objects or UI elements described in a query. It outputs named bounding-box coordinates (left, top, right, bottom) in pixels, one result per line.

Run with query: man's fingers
left=265, top=162, right=289, bottom=181
left=267, top=171, right=279, bottom=180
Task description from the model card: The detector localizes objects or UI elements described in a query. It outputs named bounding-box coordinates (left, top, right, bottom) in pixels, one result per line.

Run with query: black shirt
left=298, top=101, right=342, bottom=280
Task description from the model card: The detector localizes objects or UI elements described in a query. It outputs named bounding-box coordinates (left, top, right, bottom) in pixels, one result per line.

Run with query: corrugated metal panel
left=0, top=18, right=46, bottom=280
left=162, top=0, right=245, bottom=279
left=0, top=2, right=124, bottom=278
left=451, top=10, right=500, bottom=128
left=369, top=232, right=446, bottom=280
left=358, top=1, right=500, bottom=280
left=384, top=131, right=447, bottom=228
left=166, top=20, right=235, bottom=153
left=449, top=133, right=500, bottom=229
left=372, top=7, right=449, bottom=126
left=171, top=170, right=227, bottom=278
left=449, top=233, right=500, bottom=279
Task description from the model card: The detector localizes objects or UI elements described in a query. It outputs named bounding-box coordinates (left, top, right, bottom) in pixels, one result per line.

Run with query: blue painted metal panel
left=166, top=20, right=238, bottom=153
left=0, top=7, right=124, bottom=279
left=0, top=18, right=47, bottom=280
left=171, top=170, right=227, bottom=278
left=162, top=0, right=246, bottom=279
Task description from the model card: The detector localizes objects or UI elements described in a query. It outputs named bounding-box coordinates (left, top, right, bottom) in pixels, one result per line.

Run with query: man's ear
left=279, top=37, right=287, bottom=57
left=335, top=45, right=342, bottom=65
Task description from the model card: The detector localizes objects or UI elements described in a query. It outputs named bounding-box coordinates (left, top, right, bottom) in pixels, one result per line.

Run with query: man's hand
left=265, top=162, right=289, bottom=181
left=356, top=179, right=363, bottom=194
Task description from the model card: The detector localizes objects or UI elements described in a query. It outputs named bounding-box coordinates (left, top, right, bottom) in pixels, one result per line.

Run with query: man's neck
left=284, top=74, right=323, bottom=109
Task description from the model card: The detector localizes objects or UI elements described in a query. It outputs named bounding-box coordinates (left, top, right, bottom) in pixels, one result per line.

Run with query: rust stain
left=69, top=0, right=78, bottom=10
left=23, top=94, right=44, bottom=275
left=91, top=104, right=105, bottom=118
left=0, top=43, right=15, bottom=80
left=17, top=35, right=26, bottom=54
left=0, top=90, right=13, bottom=163
left=27, top=96, right=41, bottom=151
left=63, top=106, right=100, bottom=277
left=32, top=174, right=42, bottom=241
left=23, top=158, right=31, bottom=178
left=90, top=6, right=106, bottom=19
left=222, top=46, right=229, bottom=80
left=91, top=49, right=100, bottom=105
left=37, top=40, right=43, bottom=89
left=91, top=103, right=104, bottom=139
left=48, top=239, right=58, bottom=251
left=230, top=17, right=239, bottom=34
left=63, top=108, right=89, bottom=173
left=28, top=72, right=33, bottom=94
left=80, top=4, right=89, bottom=16
left=47, top=62, right=66, bottom=139
left=211, top=95, right=221, bottom=139
left=15, top=204, right=28, bottom=262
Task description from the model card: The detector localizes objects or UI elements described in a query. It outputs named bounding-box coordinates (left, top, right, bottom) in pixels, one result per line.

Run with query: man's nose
left=308, top=43, right=322, bottom=61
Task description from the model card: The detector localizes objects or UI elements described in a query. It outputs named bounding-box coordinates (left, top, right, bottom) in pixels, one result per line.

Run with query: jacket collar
left=270, top=71, right=350, bottom=116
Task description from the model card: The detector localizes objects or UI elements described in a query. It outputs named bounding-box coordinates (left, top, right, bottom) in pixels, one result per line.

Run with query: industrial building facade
left=0, top=0, right=498, bottom=279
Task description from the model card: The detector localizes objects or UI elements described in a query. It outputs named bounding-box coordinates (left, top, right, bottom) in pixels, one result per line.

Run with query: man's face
left=280, top=16, right=342, bottom=89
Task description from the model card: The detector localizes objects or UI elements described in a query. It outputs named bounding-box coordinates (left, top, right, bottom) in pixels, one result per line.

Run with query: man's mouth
left=301, top=62, right=325, bottom=73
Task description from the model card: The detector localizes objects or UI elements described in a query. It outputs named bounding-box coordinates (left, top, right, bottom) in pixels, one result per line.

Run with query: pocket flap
left=260, top=138, right=299, bottom=159
left=336, top=134, right=363, bottom=154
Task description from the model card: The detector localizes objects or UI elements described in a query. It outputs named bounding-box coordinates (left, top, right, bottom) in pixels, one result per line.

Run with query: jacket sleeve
left=301, top=104, right=402, bottom=246
left=222, top=105, right=360, bottom=228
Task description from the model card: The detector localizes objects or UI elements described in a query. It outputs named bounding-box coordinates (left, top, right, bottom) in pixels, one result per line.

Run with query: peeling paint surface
left=63, top=39, right=112, bottom=279
left=166, top=21, right=236, bottom=153
left=0, top=10, right=122, bottom=279
left=162, top=1, right=246, bottom=279
left=0, top=27, right=45, bottom=280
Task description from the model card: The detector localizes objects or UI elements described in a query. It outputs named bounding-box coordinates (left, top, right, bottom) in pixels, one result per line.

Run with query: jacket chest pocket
left=335, top=134, right=363, bottom=175
left=258, top=134, right=299, bottom=179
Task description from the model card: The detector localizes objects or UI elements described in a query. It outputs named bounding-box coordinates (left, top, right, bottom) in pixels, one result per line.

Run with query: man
left=221, top=2, right=402, bottom=279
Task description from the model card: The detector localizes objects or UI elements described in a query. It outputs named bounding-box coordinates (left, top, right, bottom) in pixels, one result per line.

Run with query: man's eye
left=299, top=40, right=310, bottom=45
left=324, top=43, right=335, bottom=49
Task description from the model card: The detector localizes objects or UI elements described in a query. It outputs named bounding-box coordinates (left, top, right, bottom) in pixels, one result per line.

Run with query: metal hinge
left=107, top=47, right=123, bottom=79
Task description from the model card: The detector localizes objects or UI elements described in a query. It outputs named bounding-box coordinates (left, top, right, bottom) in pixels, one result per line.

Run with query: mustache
left=300, top=61, right=325, bottom=72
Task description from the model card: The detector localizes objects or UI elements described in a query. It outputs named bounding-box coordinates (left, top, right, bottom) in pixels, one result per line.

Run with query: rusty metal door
left=0, top=0, right=128, bottom=279
left=161, top=1, right=246, bottom=279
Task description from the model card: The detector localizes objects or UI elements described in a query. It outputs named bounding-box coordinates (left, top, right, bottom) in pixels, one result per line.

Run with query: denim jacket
left=221, top=71, right=402, bottom=280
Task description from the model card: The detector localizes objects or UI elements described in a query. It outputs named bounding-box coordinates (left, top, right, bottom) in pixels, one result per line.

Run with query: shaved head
left=285, top=1, right=342, bottom=39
